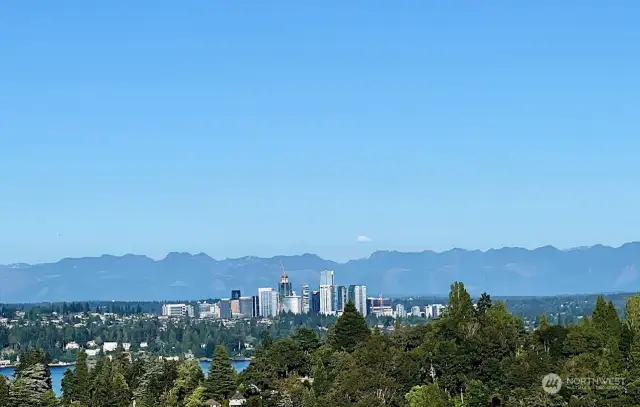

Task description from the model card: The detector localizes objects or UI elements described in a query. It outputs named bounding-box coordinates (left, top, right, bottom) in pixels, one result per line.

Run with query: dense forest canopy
left=2, top=282, right=640, bottom=406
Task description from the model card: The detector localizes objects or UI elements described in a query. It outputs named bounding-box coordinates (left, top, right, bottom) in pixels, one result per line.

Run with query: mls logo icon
left=542, top=373, right=563, bottom=394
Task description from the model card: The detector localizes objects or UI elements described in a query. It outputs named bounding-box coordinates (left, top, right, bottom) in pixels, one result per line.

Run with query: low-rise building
left=162, top=303, right=195, bottom=318
left=102, top=342, right=118, bottom=352
left=229, top=392, right=246, bottom=406
left=65, top=341, right=81, bottom=350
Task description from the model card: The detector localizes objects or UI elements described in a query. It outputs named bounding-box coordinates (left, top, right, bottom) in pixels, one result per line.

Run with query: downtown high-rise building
left=218, top=299, right=232, bottom=319
left=278, top=270, right=293, bottom=312
left=301, top=285, right=310, bottom=313
left=319, top=270, right=335, bottom=315
left=336, top=285, right=347, bottom=313
left=251, top=295, right=260, bottom=318
left=258, top=287, right=279, bottom=318
left=239, top=296, right=253, bottom=317
left=311, top=291, right=320, bottom=313
left=348, top=285, right=368, bottom=316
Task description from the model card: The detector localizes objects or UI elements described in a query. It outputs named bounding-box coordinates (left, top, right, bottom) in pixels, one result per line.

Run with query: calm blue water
left=0, top=360, right=250, bottom=396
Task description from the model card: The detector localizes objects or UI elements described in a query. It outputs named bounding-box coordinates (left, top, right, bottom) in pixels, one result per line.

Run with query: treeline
left=4, top=281, right=640, bottom=405
left=0, top=302, right=160, bottom=318
left=0, top=313, right=337, bottom=363
left=234, top=285, right=640, bottom=405
left=0, top=344, right=241, bottom=407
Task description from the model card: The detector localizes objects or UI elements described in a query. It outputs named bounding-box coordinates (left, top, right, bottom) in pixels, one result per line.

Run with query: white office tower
left=319, top=270, right=335, bottom=315
left=411, top=306, right=422, bottom=317
left=425, top=304, right=445, bottom=319
left=348, top=285, right=368, bottom=316
left=162, top=303, right=195, bottom=318
left=258, top=288, right=279, bottom=318
left=282, top=295, right=302, bottom=314
left=394, top=304, right=407, bottom=319
left=301, top=285, right=310, bottom=313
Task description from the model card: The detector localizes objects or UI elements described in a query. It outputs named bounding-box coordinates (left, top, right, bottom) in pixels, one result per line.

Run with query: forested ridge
left=2, top=281, right=640, bottom=406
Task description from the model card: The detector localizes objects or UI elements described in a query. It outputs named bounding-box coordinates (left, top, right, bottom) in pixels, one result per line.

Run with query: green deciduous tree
left=405, top=383, right=446, bottom=407
left=448, top=282, right=475, bottom=324
left=184, top=385, right=206, bottom=407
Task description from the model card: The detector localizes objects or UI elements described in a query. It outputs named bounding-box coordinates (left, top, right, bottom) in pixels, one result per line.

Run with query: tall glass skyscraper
left=278, top=271, right=293, bottom=307
left=319, top=270, right=335, bottom=315
left=258, top=287, right=278, bottom=318
left=301, top=284, right=310, bottom=313
left=336, top=285, right=347, bottom=312
left=348, top=285, right=368, bottom=316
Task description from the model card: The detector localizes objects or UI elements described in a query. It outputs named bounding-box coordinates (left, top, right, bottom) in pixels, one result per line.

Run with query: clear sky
left=1, top=2, right=639, bottom=264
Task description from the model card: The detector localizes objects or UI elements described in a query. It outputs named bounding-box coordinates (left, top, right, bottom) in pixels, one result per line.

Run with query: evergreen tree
left=328, top=302, right=370, bottom=352
left=475, top=292, right=493, bottom=316
left=9, top=378, right=33, bottom=407
left=591, top=296, right=608, bottom=334
left=60, top=369, right=75, bottom=406
left=12, top=363, right=53, bottom=406
left=15, top=348, right=52, bottom=389
left=111, top=366, right=132, bottom=407
left=42, top=390, right=59, bottom=407
left=204, top=345, right=237, bottom=401
left=0, top=375, right=9, bottom=407
left=605, top=300, right=622, bottom=339
left=91, top=358, right=113, bottom=407
left=73, top=350, right=90, bottom=406
left=620, top=321, right=634, bottom=365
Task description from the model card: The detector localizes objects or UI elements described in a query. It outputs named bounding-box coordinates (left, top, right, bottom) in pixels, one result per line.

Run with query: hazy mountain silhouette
left=1, top=243, right=639, bottom=302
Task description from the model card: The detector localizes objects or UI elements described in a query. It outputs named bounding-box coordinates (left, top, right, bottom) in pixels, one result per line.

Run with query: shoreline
left=1, top=358, right=251, bottom=370
left=0, top=362, right=76, bottom=369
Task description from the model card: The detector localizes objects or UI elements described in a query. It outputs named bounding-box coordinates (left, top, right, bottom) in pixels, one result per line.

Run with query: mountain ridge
left=1, top=242, right=639, bottom=303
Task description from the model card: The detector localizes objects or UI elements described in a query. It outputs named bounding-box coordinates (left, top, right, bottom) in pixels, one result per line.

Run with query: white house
left=122, top=343, right=131, bottom=351
left=64, top=341, right=81, bottom=350
left=102, top=342, right=118, bottom=352
left=229, top=392, right=246, bottom=406
left=86, top=349, right=100, bottom=357
left=139, top=342, right=148, bottom=349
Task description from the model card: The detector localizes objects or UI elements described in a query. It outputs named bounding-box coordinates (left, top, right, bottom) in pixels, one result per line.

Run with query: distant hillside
left=1, top=243, right=639, bottom=302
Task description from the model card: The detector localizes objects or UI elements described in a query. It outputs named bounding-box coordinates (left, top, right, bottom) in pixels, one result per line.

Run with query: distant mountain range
left=1, top=243, right=640, bottom=303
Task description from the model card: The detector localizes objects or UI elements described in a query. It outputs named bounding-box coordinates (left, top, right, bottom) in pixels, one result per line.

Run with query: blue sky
left=1, top=2, right=639, bottom=264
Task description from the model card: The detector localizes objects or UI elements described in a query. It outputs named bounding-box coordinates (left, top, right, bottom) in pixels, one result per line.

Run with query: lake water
left=0, top=359, right=250, bottom=396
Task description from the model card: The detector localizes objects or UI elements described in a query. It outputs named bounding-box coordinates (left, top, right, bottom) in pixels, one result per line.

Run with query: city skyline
left=195, top=267, right=373, bottom=319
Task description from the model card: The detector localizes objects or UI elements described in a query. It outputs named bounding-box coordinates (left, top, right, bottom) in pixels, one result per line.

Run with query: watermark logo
left=542, top=373, right=563, bottom=394
left=542, top=373, right=626, bottom=393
